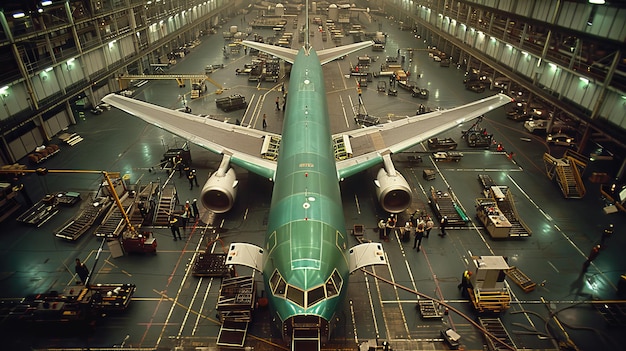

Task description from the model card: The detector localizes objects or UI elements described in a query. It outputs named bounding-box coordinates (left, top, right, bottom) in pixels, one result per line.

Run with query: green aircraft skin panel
left=264, top=48, right=349, bottom=326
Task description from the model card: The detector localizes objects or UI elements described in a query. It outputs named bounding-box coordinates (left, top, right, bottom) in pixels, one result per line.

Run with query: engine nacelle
left=200, top=168, right=238, bottom=213
left=374, top=168, right=412, bottom=213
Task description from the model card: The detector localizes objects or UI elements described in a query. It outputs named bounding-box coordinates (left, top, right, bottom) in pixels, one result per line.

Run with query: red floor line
left=420, top=247, right=456, bottom=329
left=139, top=220, right=200, bottom=344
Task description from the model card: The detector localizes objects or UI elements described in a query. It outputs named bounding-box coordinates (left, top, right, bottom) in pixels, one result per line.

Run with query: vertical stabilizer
left=305, top=0, right=310, bottom=51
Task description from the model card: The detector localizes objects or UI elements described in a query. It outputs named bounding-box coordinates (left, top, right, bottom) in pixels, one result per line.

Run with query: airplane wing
left=241, top=40, right=298, bottom=64
left=101, top=93, right=277, bottom=180
left=334, top=93, right=512, bottom=179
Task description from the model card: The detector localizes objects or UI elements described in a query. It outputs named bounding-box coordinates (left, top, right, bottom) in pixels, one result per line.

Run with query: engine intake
left=374, top=168, right=412, bottom=213
left=200, top=168, right=238, bottom=213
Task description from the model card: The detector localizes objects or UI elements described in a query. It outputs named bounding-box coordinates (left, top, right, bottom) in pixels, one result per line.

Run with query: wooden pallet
left=469, top=288, right=511, bottom=313
left=505, top=266, right=536, bottom=292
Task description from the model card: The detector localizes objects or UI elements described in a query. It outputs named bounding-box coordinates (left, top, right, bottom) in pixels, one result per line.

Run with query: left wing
left=335, top=93, right=512, bottom=179
left=102, top=94, right=277, bottom=180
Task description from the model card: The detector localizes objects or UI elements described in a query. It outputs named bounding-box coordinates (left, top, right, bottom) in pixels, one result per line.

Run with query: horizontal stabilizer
left=317, top=41, right=375, bottom=65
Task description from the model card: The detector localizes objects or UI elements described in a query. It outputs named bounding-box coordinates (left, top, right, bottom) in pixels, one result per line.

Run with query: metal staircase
left=478, top=317, right=517, bottom=351
left=332, top=135, right=353, bottom=160
left=543, top=152, right=586, bottom=199
left=260, top=135, right=281, bottom=161
left=153, top=184, right=178, bottom=226
left=94, top=193, right=132, bottom=238
left=54, top=196, right=112, bottom=240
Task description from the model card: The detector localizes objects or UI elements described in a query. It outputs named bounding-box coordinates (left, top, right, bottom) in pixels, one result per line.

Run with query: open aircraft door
left=348, top=243, right=387, bottom=273
left=226, top=243, right=265, bottom=271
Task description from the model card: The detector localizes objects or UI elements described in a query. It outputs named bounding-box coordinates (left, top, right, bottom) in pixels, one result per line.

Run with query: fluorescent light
left=67, top=58, right=75, bottom=64
left=41, top=0, right=52, bottom=6
left=589, top=0, right=605, bottom=4
left=579, top=77, right=589, bottom=84
left=549, top=62, right=557, bottom=70
left=13, top=12, right=25, bottom=19
left=44, top=67, right=53, bottom=72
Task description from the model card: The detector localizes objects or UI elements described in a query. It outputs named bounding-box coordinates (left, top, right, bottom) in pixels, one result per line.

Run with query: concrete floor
left=0, top=9, right=625, bottom=351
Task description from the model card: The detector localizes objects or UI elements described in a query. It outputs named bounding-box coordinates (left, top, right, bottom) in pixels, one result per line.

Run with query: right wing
left=102, top=94, right=277, bottom=180
left=335, top=94, right=512, bottom=179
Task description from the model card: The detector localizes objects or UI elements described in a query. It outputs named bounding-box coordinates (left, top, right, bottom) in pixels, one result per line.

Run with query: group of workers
left=169, top=199, right=200, bottom=241
left=377, top=212, right=436, bottom=250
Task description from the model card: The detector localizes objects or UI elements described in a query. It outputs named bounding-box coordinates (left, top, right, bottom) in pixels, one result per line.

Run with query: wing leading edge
left=101, top=94, right=277, bottom=180
left=335, top=93, right=512, bottom=179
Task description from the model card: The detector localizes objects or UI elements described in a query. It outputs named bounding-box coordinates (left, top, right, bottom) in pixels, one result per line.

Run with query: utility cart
left=461, top=256, right=511, bottom=313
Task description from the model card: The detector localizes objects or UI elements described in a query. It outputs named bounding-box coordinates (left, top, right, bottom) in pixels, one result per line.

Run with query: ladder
left=478, top=317, right=517, bottom=351
left=505, top=266, right=536, bottom=292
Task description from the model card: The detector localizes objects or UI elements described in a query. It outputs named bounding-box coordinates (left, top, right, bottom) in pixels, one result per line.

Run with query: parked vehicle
left=465, top=83, right=485, bottom=93
left=546, top=133, right=576, bottom=147
left=523, top=119, right=549, bottom=133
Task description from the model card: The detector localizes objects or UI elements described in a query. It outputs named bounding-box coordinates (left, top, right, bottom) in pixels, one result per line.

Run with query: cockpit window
left=327, top=269, right=342, bottom=297
left=270, top=270, right=286, bottom=297
left=270, top=268, right=343, bottom=308
left=307, top=285, right=326, bottom=306
left=286, top=285, right=305, bottom=307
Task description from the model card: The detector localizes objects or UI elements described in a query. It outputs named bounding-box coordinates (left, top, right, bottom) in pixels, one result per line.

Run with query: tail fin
left=305, top=0, right=310, bottom=51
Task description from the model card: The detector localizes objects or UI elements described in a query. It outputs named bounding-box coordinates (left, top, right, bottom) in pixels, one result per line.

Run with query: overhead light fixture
left=13, top=12, right=26, bottom=19
left=579, top=77, right=589, bottom=84
left=588, top=0, right=605, bottom=4
left=41, top=0, right=53, bottom=6
left=587, top=6, right=597, bottom=26
left=44, top=67, right=53, bottom=72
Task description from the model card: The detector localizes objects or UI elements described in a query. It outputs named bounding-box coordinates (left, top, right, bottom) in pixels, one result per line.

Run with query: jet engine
left=200, top=167, right=238, bottom=213
left=374, top=164, right=412, bottom=214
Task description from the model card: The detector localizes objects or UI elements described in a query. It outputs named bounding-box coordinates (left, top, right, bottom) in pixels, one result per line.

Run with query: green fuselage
left=264, top=48, right=348, bottom=332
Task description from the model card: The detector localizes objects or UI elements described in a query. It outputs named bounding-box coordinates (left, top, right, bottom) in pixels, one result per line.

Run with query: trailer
left=215, top=94, right=247, bottom=112
left=432, top=151, right=463, bottom=162
left=427, top=137, right=457, bottom=150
